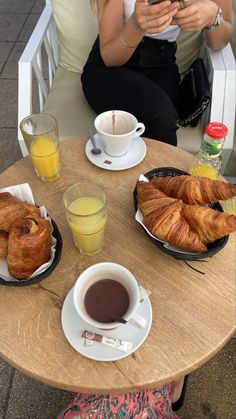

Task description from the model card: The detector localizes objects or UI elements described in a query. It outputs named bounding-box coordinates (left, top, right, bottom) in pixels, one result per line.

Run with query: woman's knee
left=142, top=99, right=178, bottom=146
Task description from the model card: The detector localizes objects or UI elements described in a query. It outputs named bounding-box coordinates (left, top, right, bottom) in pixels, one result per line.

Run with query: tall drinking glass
left=63, top=183, right=107, bottom=255
left=20, top=113, right=61, bottom=182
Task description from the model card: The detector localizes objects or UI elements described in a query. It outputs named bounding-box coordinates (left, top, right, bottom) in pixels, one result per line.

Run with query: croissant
left=7, top=215, right=52, bottom=279
left=136, top=181, right=176, bottom=215
left=0, top=230, right=9, bottom=258
left=182, top=204, right=236, bottom=243
left=136, top=181, right=207, bottom=253
left=150, top=175, right=236, bottom=205
left=0, top=192, right=40, bottom=232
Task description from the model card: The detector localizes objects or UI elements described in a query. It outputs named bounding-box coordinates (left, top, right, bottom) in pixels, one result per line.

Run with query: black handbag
left=176, top=58, right=211, bottom=128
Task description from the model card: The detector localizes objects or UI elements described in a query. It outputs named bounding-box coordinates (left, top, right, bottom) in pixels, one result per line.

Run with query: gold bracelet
left=120, top=32, right=140, bottom=49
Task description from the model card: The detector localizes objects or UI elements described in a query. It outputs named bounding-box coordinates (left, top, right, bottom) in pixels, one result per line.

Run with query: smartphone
left=148, top=0, right=177, bottom=4
left=148, top=0, right=165, bottom=4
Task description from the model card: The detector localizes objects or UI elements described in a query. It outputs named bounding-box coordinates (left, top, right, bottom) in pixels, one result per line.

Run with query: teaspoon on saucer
left=110, top=316, right=127, bottom=324
left=88, top=128, right=101, bottom=155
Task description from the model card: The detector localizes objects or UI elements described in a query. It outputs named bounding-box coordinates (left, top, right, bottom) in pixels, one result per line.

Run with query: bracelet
left=130, top=13, right=145, bottom=34
left=120, top=32, right=140, bottom=49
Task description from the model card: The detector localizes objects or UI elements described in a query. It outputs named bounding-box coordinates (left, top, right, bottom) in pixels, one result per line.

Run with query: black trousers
left=81, top=36, right=180, bottom=146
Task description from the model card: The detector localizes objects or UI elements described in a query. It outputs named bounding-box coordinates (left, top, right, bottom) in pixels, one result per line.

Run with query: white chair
left=18, top=0, right=236, bottom=174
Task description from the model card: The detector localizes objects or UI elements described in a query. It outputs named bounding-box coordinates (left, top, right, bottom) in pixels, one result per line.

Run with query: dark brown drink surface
left=84, top=279, right=129, bottom=323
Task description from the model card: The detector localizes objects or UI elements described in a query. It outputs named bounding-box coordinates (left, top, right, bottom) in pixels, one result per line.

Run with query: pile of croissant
left=136, top=175, right=236, bottom=253
left=0, top=192, right=52, bottom=280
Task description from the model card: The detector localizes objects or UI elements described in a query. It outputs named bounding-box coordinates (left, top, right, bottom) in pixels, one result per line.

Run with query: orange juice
left=189, top=163, right=219, bottom=180
left=30, top=135, right=60, bottom=181
left=67, top=197, right=107, bottom=255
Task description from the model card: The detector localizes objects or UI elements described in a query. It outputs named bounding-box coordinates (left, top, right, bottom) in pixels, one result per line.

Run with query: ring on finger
left=179, top=0, right=187, bottom=9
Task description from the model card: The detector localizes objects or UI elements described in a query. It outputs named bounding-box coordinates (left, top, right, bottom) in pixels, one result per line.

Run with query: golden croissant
left=150, top=175, right=236, bottom=205
left=136, top=180, right=236, bottom=252
left=136, top=181, right=207, bottom=253
left=182, top=204, right=236, bottom=243
left=0, top=192, right=40, bottom=232
left=7, top=215, right=52, bottom=279
left=0, top=230, right=9, bottom=258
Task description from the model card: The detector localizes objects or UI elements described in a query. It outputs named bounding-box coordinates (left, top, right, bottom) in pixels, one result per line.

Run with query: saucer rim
left=61, top=287, right=152, bottom=362
left=85, top=134, right=147, bottom=171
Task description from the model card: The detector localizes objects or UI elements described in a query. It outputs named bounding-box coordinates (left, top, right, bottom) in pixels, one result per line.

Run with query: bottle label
left=201, top=139, right=223, bottom=156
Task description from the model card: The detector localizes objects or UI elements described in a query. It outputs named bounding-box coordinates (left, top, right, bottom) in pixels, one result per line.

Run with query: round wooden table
left=0, top=137, right=235, bottom=393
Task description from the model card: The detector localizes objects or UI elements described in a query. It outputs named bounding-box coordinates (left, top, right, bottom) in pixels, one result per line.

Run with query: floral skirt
left=57, top=382, right=180, bottom=419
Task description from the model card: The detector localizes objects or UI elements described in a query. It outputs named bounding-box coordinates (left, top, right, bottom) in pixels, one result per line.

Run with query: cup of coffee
left=73, top=262, right=147, bottom=329
left=94, top=110, right=145, bottom=157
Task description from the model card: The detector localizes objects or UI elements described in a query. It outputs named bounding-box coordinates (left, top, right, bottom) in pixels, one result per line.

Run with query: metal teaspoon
left=88, top=128, right=101, bottom=154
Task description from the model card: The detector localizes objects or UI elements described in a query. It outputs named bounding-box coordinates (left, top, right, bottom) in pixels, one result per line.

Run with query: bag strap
left=176, top=98, right=210, bottom=128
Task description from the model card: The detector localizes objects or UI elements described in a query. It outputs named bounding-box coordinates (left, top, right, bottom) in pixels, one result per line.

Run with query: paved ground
left=0, top=1, right=235, bottom=418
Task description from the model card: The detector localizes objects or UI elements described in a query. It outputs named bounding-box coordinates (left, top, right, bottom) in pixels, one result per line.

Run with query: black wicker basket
left=133, top=167, right=228, bottom=261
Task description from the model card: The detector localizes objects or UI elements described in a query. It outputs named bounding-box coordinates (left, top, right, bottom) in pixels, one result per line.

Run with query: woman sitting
left=81, top=0, right=232, bottom=146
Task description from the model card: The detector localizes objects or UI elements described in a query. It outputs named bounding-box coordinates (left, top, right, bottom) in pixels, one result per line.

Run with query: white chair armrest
left=18, top=4, right=58, bottom=156
left=202, top=43, right=235, bottom=172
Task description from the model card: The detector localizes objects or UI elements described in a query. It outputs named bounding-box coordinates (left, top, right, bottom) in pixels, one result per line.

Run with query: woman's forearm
left=97, top=0, right=178, bottom=67
left=100, top=17, right=144, bottom=67
left=204, top=1, right=233, bottom=51
left=204, top=20, right=232, bottom=51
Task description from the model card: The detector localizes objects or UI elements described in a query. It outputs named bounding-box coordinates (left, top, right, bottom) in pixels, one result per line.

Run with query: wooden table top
left=0, top=137, right=235, bottom=394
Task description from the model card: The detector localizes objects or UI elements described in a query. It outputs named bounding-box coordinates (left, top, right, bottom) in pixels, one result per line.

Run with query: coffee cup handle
left=129, top=312, right=147, bottom=329
left=135, top=123, right=145, bottom=137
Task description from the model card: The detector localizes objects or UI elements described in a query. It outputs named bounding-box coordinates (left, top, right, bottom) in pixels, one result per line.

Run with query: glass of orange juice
left=189, top=155, right=221, bottom=180
left=20, top=113, right=61, bottom=182
left=63, top=183, right=107, bottom=255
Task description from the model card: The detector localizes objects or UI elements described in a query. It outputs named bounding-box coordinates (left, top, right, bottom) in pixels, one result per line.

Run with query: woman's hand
left=133, top=0, right=179, bottom=34
left=172, top=0, right=219, bottom=32
left=172, top=0, right=232, bottom=51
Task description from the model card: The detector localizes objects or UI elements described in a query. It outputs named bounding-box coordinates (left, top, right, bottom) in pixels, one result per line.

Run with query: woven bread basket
left=133, top=167, right=228, bottom=261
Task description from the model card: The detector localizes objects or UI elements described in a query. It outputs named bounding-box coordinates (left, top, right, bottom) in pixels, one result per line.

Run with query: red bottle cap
left=205, top=122, right=228, bottom=138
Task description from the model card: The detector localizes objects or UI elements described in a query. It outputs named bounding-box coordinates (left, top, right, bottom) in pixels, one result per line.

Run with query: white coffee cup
left=94, top=110, right=145, bottom=157
left=73, top=262, right=147, bottom=330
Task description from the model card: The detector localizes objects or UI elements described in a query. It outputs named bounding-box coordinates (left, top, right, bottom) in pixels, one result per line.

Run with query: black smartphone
left=148, top=0, right=177, bottom=4
left=148, top=0, right=165, bottom=4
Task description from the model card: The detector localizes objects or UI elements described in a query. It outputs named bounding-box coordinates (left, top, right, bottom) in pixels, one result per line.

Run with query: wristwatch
left=205, top=7, right=223, bottom=30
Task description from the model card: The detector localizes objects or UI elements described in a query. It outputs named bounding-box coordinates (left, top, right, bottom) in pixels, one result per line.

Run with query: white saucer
left=85, top=134, right=146, bottom=171
left=61, top=288, right=152, bottom=362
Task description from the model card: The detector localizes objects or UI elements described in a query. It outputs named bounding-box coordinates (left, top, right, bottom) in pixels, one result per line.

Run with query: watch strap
left=205, top=7, right=223, bottom=30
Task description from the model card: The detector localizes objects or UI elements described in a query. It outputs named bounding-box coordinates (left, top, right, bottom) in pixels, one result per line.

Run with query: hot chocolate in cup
left=94, top=110, right=145, bottom=157
left=73, top=262, right=147, bottom=330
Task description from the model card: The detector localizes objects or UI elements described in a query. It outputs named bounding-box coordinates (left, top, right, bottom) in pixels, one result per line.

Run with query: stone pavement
left=0, top=1, right=235, bottom=418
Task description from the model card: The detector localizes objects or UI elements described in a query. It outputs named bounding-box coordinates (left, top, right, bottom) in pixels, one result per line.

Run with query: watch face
left=216, top=8, right=223, bottom=26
